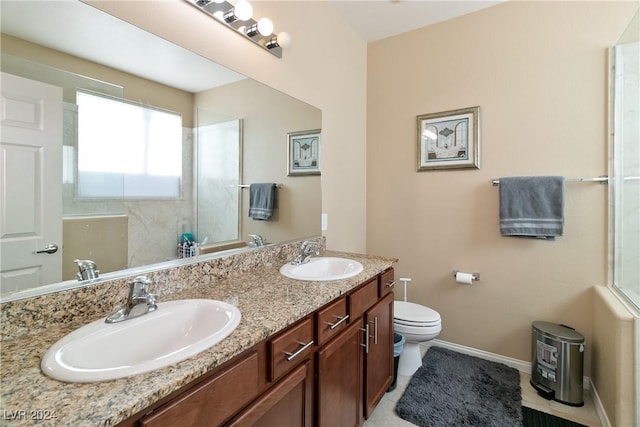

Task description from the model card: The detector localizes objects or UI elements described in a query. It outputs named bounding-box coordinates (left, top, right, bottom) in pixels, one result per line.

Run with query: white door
left=1, top=72, right=63, bottom=295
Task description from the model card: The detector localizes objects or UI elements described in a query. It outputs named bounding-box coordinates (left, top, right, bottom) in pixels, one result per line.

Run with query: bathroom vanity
left=122, top=268, right=395, bottom=426
left=0, top=240, right=396, bottom=426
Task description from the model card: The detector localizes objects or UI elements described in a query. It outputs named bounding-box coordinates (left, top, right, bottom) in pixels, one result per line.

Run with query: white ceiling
left=1, top=0, right=504, bottom=92
left=330, top=0, right=505, bottom=42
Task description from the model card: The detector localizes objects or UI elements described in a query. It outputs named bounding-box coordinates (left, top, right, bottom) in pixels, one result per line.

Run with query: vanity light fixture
left=245, top=18, right=273, bottom=37
left=186, top=0, right=290, bottom=58
left=222, top=0, right=252, bottom=23
left=265, top=31, right=291, bottom=50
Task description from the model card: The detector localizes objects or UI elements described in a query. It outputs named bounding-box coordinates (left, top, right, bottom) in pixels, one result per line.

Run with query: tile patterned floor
left=364, top=346, right=602, bottom=427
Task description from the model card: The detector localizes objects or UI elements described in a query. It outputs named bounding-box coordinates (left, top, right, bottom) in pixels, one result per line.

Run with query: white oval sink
left=41, top=299, right=241, bottom=383
left=280, top=257, right=364, bottom=281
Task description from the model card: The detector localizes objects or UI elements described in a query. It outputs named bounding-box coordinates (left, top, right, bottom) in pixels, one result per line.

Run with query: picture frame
left=287, top=129, right=321, bottom=176
left=417, top=106, right=480, bottom=171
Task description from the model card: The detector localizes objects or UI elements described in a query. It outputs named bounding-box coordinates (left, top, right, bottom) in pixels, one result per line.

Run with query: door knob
left=35, top=244, right=59, bottom=254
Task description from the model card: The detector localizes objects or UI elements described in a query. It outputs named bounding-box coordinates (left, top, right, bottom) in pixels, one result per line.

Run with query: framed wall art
left=417, top=106, right=480, bottom=171
left=287, top=129, right=321, bottom=176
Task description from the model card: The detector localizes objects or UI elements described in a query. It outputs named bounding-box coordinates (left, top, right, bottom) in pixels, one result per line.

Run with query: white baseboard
left=423, top=339, right=608, bottom=426
left=426, top=339, right=532, bottom=374
left=589, top=378, right=612, bottom=427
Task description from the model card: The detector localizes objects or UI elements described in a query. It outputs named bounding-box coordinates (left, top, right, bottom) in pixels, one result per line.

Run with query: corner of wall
left=591, top=285, right=636, bottom=427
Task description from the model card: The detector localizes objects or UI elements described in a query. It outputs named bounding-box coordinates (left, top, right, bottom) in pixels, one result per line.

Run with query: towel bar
left=238, top=184, right=283, bottom=188
left=491, top=176, right=608, bottom=186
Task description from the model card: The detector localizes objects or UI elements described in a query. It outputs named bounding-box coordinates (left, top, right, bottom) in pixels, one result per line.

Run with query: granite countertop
left=0, top=252, right=395, bottom=427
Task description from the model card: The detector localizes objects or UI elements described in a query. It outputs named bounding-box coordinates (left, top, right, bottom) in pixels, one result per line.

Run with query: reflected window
left=76, top=90, right=182, bottom=198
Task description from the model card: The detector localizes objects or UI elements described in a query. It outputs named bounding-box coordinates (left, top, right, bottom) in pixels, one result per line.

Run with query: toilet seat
left=394, top=301, right=441, bottom=325
left=394, top=318, right=441, bottom=327
left=394, top=322, right=441, bottom=335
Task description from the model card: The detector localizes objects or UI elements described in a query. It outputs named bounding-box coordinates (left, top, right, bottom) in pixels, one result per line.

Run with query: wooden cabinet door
left=228, top=361, right=312, bottom=427
left=363, top=292, right=394, bottom=419
left=316, top=321, right=362, bottom=427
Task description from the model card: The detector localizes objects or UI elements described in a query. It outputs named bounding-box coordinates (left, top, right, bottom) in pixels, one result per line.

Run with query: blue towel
left=499, top=176, right=565, bottom=240
left=249, top=183, right=276, bottom=220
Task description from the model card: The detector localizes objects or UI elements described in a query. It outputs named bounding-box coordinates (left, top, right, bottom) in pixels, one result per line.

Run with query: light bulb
left=257, top=18, right=274, bottom=36
left=234, top=0, right=253, bottom=21
left=276, top=32, right=291, bottom=48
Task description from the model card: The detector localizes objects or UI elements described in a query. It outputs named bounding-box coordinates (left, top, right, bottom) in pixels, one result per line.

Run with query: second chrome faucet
left=105, top=276, right=157, bottom=323
left=291, top=240, right=323, bottom=265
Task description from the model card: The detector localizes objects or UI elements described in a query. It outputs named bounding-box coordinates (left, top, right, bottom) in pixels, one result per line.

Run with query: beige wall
left=87, top=0, right=368, bottom=253
left=592, top=286, right=636, bottom=426
left=1, top=33, right=195, bottom=126
left=367, top=0, right=637, bottom=371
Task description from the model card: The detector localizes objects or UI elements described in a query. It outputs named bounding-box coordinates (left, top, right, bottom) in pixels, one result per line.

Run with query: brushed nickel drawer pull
left=285, top=340, right=314, bottom=362
left=370, top=317, right=378, bottom=345
left=327, top=314, right=349, bottom=330
left=386, top=280, right=396, bottom=288
left=360, top=324, right=370, bottom=354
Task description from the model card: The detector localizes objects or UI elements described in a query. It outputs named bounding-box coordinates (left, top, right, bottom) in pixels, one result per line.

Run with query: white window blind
left=76, top=90, right=182, bottom=198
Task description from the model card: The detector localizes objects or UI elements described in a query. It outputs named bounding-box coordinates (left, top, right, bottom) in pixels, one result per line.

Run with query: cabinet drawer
left=378, top=268, right=395, bottom=297
left=349, top=278, right=378, bottom=321
left=269, top=317, right=314, bottom=382
left=316, top=297, right=349, bottom=346
left=140, top=351, right=260, bottom=427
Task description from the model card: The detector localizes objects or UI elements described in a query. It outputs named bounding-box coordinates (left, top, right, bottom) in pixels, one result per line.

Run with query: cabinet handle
left=327, top=314, right=349, bottom=330
left=360, top=324, right=370, bottom=354
left=284, top=340, right=314, bottom=362
left=386, top=280, right=396, bottom=288
left=370, top=317, right=378, bottom=345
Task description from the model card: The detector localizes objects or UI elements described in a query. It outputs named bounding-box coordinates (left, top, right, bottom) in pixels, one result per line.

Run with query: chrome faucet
left=249, top=234, right=266, bottom=247
left=291, top=240, right=323, bottom=265
left=74, top=259, right=99, bottom=281
left=105, top=276, right=157, bottom=323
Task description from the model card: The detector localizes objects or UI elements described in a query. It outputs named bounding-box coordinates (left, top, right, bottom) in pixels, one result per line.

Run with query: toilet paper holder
left=452, top=271, right=480, bottom=282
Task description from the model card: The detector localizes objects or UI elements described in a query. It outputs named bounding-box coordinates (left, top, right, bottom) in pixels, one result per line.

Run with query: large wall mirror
left=0, top=0, right=321, bottom=301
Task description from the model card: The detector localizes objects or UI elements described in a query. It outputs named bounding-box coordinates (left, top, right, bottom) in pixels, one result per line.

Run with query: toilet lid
left=394, top=301, right=441, bottom=324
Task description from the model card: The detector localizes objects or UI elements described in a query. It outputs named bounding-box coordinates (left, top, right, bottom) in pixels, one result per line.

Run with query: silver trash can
left=531, top=321, right=585, bottom=406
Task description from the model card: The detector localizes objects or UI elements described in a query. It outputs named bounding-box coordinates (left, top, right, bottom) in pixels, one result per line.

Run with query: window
left=76, top=90, right=182, bottom=199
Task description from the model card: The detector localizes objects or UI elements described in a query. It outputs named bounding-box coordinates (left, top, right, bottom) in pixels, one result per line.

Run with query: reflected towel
left=499, top=176, right=565, bottom=240
left=249, top=183, right=276, bottom=221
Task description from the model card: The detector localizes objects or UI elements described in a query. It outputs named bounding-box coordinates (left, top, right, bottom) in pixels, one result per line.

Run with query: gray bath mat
left=395, top=346, right=523, bottom=427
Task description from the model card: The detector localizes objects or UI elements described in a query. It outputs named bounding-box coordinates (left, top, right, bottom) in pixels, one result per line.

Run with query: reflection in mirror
left=196, top=112, right=242, bottom=246
left=0, top=1, right=321, bottom=301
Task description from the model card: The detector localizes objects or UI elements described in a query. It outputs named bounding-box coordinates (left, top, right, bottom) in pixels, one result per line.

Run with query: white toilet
left=394, top=300, right=442, bottom=376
